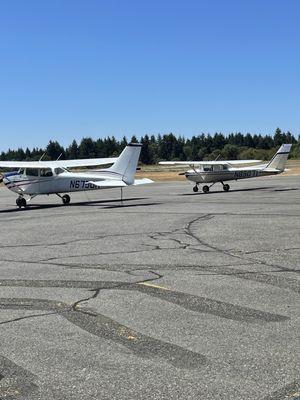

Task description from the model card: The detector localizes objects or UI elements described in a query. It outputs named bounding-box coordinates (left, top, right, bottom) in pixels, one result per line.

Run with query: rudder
left=265, top=144, right=292, bottom=172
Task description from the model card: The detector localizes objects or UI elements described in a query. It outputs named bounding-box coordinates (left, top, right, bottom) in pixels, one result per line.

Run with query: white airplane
left=159, top=144, right=292, bottom=193
left=0, top=143, right=152, bottom=208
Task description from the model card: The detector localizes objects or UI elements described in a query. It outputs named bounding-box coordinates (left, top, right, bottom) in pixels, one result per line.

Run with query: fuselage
left=3, top=168, right=122, bottom=195
left=185, top=164, right=280, bottom=184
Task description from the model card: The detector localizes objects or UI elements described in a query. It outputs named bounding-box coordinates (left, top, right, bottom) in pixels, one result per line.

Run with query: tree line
left=1, top=128, right=300, bottom=165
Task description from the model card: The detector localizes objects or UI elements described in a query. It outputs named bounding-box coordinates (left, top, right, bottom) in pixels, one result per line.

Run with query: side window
left=40, top=168, right=53, bottom=177
left=25, top=168, right=39, bottom=177
left=203, top=165, right=213, bottom=172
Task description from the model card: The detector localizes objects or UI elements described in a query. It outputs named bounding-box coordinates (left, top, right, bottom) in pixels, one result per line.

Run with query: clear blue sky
left=0, top=0, right=299, bottom=151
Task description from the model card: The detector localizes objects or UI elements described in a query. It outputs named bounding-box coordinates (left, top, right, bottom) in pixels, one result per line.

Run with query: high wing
left=0, top=158, right=118, bottom=169
left=88, top=178, right=153, bottom=188
left=159, top=160, right=262, bottom=166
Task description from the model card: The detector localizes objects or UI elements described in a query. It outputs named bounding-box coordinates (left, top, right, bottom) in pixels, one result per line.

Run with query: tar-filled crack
left=0, top=311, right=58, bottom=326
left=184, top=214, right=300, bottom=274
left=0, top=231, right=172, bottom=250
left=71, top=270, right=163, bottom=315
left=0, top=272, right=208, bottom=370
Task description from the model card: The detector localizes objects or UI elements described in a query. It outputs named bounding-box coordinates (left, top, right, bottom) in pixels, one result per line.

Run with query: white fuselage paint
left=185, top=166, right=279, bottom=184
left=3, top=171, right=123, bottom=196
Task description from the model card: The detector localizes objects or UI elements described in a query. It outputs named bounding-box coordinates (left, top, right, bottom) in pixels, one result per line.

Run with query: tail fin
left=108, top=143, right=142, bottom=185
left=265, top=144, right=292, bottom=171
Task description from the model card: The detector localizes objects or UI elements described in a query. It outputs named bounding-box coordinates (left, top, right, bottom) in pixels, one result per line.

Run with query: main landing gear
left=192, top=182, right=231, bottom=194
left=62, top=194, right=71, bottom=205
left=56, top=194, right=71, bottom=205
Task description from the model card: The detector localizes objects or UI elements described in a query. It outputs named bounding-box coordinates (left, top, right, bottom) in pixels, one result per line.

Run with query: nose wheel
left=16, top=196, right=27, bottom=208
left=223, top=184, right=230, bottom=192
left=193, top=185, right=199, bottom=192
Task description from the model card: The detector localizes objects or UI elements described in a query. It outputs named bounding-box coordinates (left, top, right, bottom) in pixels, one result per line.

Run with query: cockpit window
left=203, top=165, right=213, bottom=172
left=18, top=168, right=25, bottom=175
left=40, top=168, right=53, bottom=177
left=54, top=167, right=65, bottom=175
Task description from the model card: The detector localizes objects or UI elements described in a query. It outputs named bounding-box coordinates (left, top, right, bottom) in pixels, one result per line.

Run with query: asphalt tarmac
left=0, top=175, right=299, bottom=400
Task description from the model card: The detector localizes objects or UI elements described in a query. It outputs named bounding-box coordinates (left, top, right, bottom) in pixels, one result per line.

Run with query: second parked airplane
left=159, top=144, right=292, bottom=193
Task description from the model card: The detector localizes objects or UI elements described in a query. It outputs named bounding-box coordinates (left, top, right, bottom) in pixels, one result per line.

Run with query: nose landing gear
left=16, top=196, right=27, bottom=208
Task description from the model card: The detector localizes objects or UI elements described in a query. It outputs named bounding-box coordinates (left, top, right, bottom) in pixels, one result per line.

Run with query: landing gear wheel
left=16, top=197, right=27, bottom=208
left=193, top=185, right=199, bottom=193
left=203, top=185, right=209, bottom=194
left=223, top=184, right=230, bottom=192
left=62, top=194, right=71, bottom=205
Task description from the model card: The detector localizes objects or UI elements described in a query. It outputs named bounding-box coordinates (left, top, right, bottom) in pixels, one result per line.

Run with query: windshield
left=54, top=167, right=66, bottom=175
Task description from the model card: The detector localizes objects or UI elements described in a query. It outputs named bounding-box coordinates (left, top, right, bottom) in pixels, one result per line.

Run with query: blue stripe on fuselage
left=4, top=171, right=19, bottom=178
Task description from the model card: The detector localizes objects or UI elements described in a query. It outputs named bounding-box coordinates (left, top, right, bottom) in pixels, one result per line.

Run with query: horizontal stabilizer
left=88, top=180, right=127, bottom=188
left=133, top=178, right=154, bottom=185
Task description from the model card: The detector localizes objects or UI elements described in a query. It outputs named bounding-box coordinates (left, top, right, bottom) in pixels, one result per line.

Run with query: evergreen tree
left=46, top=140, right=65, bottom=160
left=66, top=140, right=79, bottom=159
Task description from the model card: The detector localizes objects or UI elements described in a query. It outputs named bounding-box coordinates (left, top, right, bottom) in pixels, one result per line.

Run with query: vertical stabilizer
left=108, top=143, right=142, bottom=184
left=265, top=144, right=292, bottom=171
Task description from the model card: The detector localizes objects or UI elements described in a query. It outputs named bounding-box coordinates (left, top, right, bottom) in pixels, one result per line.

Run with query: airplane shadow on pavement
left=179, top=186, right=281, bottom=196
left=0, top=197, right=152, bottom=213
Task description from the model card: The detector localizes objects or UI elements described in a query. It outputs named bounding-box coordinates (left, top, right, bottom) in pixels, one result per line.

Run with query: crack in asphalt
left=0, top=276, right=290, bottom=323
left=0, top=207, right=299, bottom=398
left=0, top=295, right=207, bottom=371
left=184, top=214, right=300, bottom=274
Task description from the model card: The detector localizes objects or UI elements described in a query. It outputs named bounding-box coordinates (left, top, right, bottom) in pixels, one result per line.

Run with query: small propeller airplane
left=159, top=144, right=292, bottom=193
left=0, top=143, right=152, bottom=208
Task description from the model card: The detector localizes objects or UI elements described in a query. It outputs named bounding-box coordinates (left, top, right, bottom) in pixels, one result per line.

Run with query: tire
left=203, top=185, right=209, bottom=194
left=193, top=186, right=199, bottom=193
left=16, top=197, right=22, bottom=208
left=62, top=194, right=71, bottom=205
left=21, top=198, right=27, bottom=207
left=223, top=184, right=230, bottom=192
